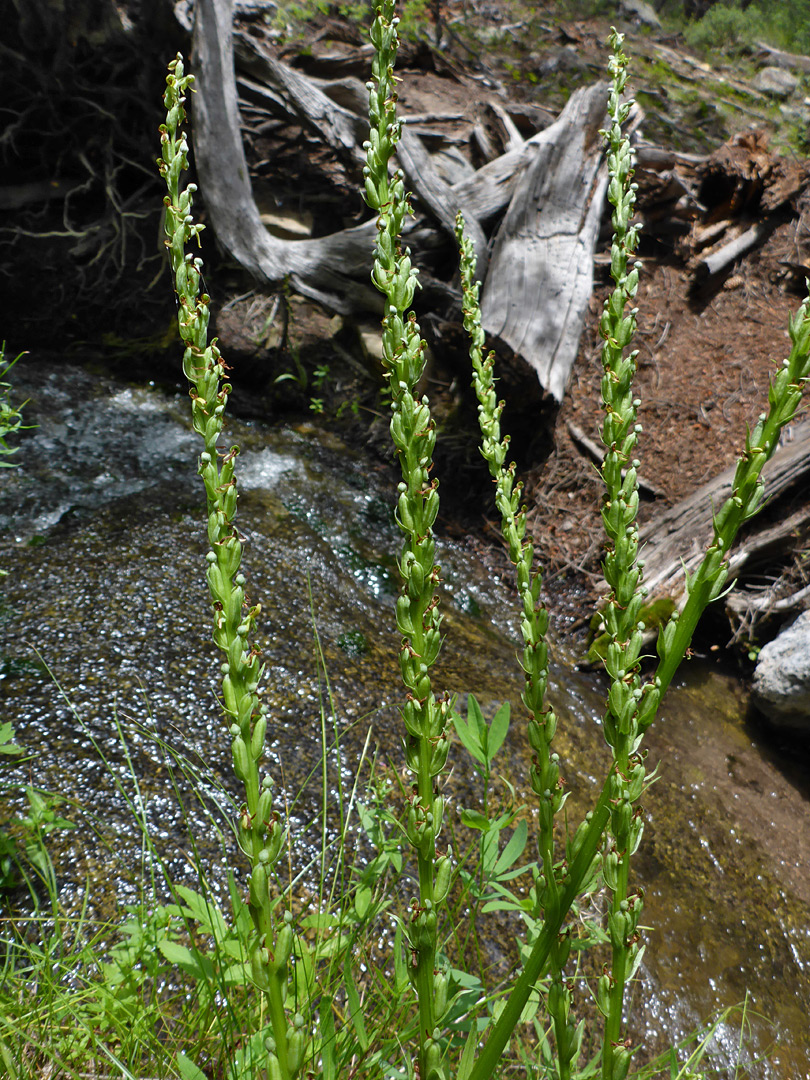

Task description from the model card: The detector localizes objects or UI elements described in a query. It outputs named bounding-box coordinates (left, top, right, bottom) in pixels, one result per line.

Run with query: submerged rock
left=752, top=610, right=810, bottom=732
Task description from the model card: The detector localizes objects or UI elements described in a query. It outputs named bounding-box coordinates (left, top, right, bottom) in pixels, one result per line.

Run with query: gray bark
left=192, top=0, right=379, bottom=313
left=480, top=83, right=610, bottom=403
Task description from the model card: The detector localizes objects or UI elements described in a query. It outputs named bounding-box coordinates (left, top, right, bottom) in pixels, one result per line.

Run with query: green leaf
left=174, top=884, right=228, bottom=942
left=301, top=912, right=342, bottom=931
left=481, top=897, right=525, bottom=914
left=221, top=963, right=251, bottom=986
left=486, top=701, right=510, bottom=762
left=452, top=710, right=486, bottom=766
left=393, top=922, right=409, bottom=992
left=176, top=1052, right=208, bottom=1080
left=344, top=953, right=369, bottom=1052
left=457, top=1025, right=478, bottom=1080
left=354, top=884, right=372, bottom=920
left=320, top=993, right=337, bottom=1080
left=0, top=722, right=22, bottom=756
left=158, top=940, right=213, bottom=983
left=468, top=694, right=486, bottom=742
left=493, top=819, right=527, bottom=877
left=459, top=808, right=490, bottom=831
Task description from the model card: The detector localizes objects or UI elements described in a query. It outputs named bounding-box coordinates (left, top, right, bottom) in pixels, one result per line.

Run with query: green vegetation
left=677, top=0, right=810, bottom=56
left=270, top=0, right=435, bottom=43
left=0, top=345, right=27, bottom=471
left=1, top=7, right=810, bottom=1080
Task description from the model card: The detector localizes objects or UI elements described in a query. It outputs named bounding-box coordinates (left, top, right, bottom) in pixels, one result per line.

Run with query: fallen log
left=566, top=421, right=665, bottom=499
left=191, top=0, right=619, bottom=401
left=192, top=0, right=379, bottom=312
left=754, top=40, right=810, bottom=76
left=692, top=219, right=776, bottom=285
left=480, top=83, right=612, bottom=403
left=639, top=418, right=810, bottom=605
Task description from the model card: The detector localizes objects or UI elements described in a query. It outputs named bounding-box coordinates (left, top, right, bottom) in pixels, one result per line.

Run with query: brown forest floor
left=527, top=238, right=808, bottom=602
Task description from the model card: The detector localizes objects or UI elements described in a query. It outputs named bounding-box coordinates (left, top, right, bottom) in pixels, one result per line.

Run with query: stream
left=1, top=357, right=809, bottom=1077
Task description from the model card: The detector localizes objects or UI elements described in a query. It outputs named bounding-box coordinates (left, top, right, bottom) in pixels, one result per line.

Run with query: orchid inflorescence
left=159, top=10, right=810, bottom=1079
left=158, top=56, right=298, bottom=1080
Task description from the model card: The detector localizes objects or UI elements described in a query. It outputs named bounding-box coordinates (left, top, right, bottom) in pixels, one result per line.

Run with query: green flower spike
left=595, top=30, right=648, bottom=1080
left=363, top=7, right=450, bottom=1080
left=158, top=55, right=298, bottom=1080
left=456, top=214, right=582, bottom=1076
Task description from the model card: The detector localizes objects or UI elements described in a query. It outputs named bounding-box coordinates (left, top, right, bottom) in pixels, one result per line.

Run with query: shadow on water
left=1, top=359, right=809, bottom=1077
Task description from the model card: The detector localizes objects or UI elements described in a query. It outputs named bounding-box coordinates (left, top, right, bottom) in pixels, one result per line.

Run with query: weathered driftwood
left=487, top=101, right=524, bottom=154
left=233, top=41, right=489, bottom=263
left=480, top=83, right=611, bottom=403
left=234, top=32, right=365, bottom=167
left=192, top=0, right=379, bottom=313
left=191, top=0, right=625, bottom=402
left=754, top=40, right=810, bottom=76
left=397, top=128, right=488, bottom=263
left=639, top=418, right=810, bottom=603
left=726, top=579, right=810, bottom=619
left=693, top=220, right=775, bottom=284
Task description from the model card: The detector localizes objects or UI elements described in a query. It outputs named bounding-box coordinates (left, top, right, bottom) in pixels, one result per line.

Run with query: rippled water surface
left=1, top=359, right=809, bottom=1076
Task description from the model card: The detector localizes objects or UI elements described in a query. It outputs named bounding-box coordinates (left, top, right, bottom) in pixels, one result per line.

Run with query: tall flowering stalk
left=456, top=216, right=581, bottom=1076
left=158, top=58, right=299, bottom=1080
left=594, top=31, right=653, bottom=1080
left=363, top=6, right=451, bottom=1079
left=464, top=27, right=810, bottom=1080
left=594, top=35, right=810, bottom=1072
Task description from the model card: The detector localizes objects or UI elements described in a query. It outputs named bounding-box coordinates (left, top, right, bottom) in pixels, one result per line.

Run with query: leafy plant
left=2, top=8, right=807, bottom=1080
left=151, top=10, right=810, bottom=1079
left=0, top=344, right=28, bottom=469
left=684, top=2, right=763, bottom=53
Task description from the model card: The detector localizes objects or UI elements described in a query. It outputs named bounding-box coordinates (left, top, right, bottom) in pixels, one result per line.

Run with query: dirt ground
left=527, top=232, right=809, bottom=601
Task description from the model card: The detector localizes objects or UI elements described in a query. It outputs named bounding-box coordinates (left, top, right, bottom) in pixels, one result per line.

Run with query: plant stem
left=595, top=32, right=647, bottom=1080
left=362, top=8, right=451, bottom=1079
left=158, top=55, right=294, bottom=1080
left=456, top=214, right=578, bottom=1073
left=466, top=29, right=810, bottom=1080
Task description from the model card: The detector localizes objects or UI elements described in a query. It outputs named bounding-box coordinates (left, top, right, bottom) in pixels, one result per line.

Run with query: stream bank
left=0, top=355, right=809, bottom=1076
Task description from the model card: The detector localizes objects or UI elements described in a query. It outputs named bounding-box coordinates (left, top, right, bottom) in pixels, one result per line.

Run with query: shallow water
left=1, top=358, right=808, bottom=1076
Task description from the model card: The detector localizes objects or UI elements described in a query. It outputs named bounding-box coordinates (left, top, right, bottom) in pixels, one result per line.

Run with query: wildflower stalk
left=654, top=295, right=810, bottom=690
left=363, top=6, right=451, bottom=1078
left=467, top=28, right=810, bottom=1080
left=456, top=216, right=581, bottom=1076
left=158, top=57, right=296, bottom=1080
left=595, top=31, right=649, bottom=1080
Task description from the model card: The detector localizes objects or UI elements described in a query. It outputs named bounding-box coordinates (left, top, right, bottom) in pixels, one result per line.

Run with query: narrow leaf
left=468, top=694, right=487, bottom=745
left=452, top=711, right=486, bottom=766
left=493, top=819, right=527, bottom=877
left=344, top=953, right=369, bottom=1051
left=320, top=993, right=337, bottom=1080
left=457, top=1025, right=479, bottom=1080
left=459, top=808, right=490, bottom=831
left=486, top=701, right=511, bottom=762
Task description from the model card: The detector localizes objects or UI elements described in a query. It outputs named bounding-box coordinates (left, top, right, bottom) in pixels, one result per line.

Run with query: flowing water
left=1, top=358, right=809, bottom=1076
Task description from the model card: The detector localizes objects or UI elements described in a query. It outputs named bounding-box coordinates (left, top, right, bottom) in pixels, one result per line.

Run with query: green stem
left=467, top=789, right=612, bottom=1080
left=456, top=200, right=570, bottom=1074
left=159, top=55, right=293, bottom=1080
left=362, top=8, right=450, bottom=1079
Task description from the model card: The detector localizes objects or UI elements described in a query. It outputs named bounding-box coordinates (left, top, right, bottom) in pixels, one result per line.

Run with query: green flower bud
left=433, top=855, right=451, bottom=905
